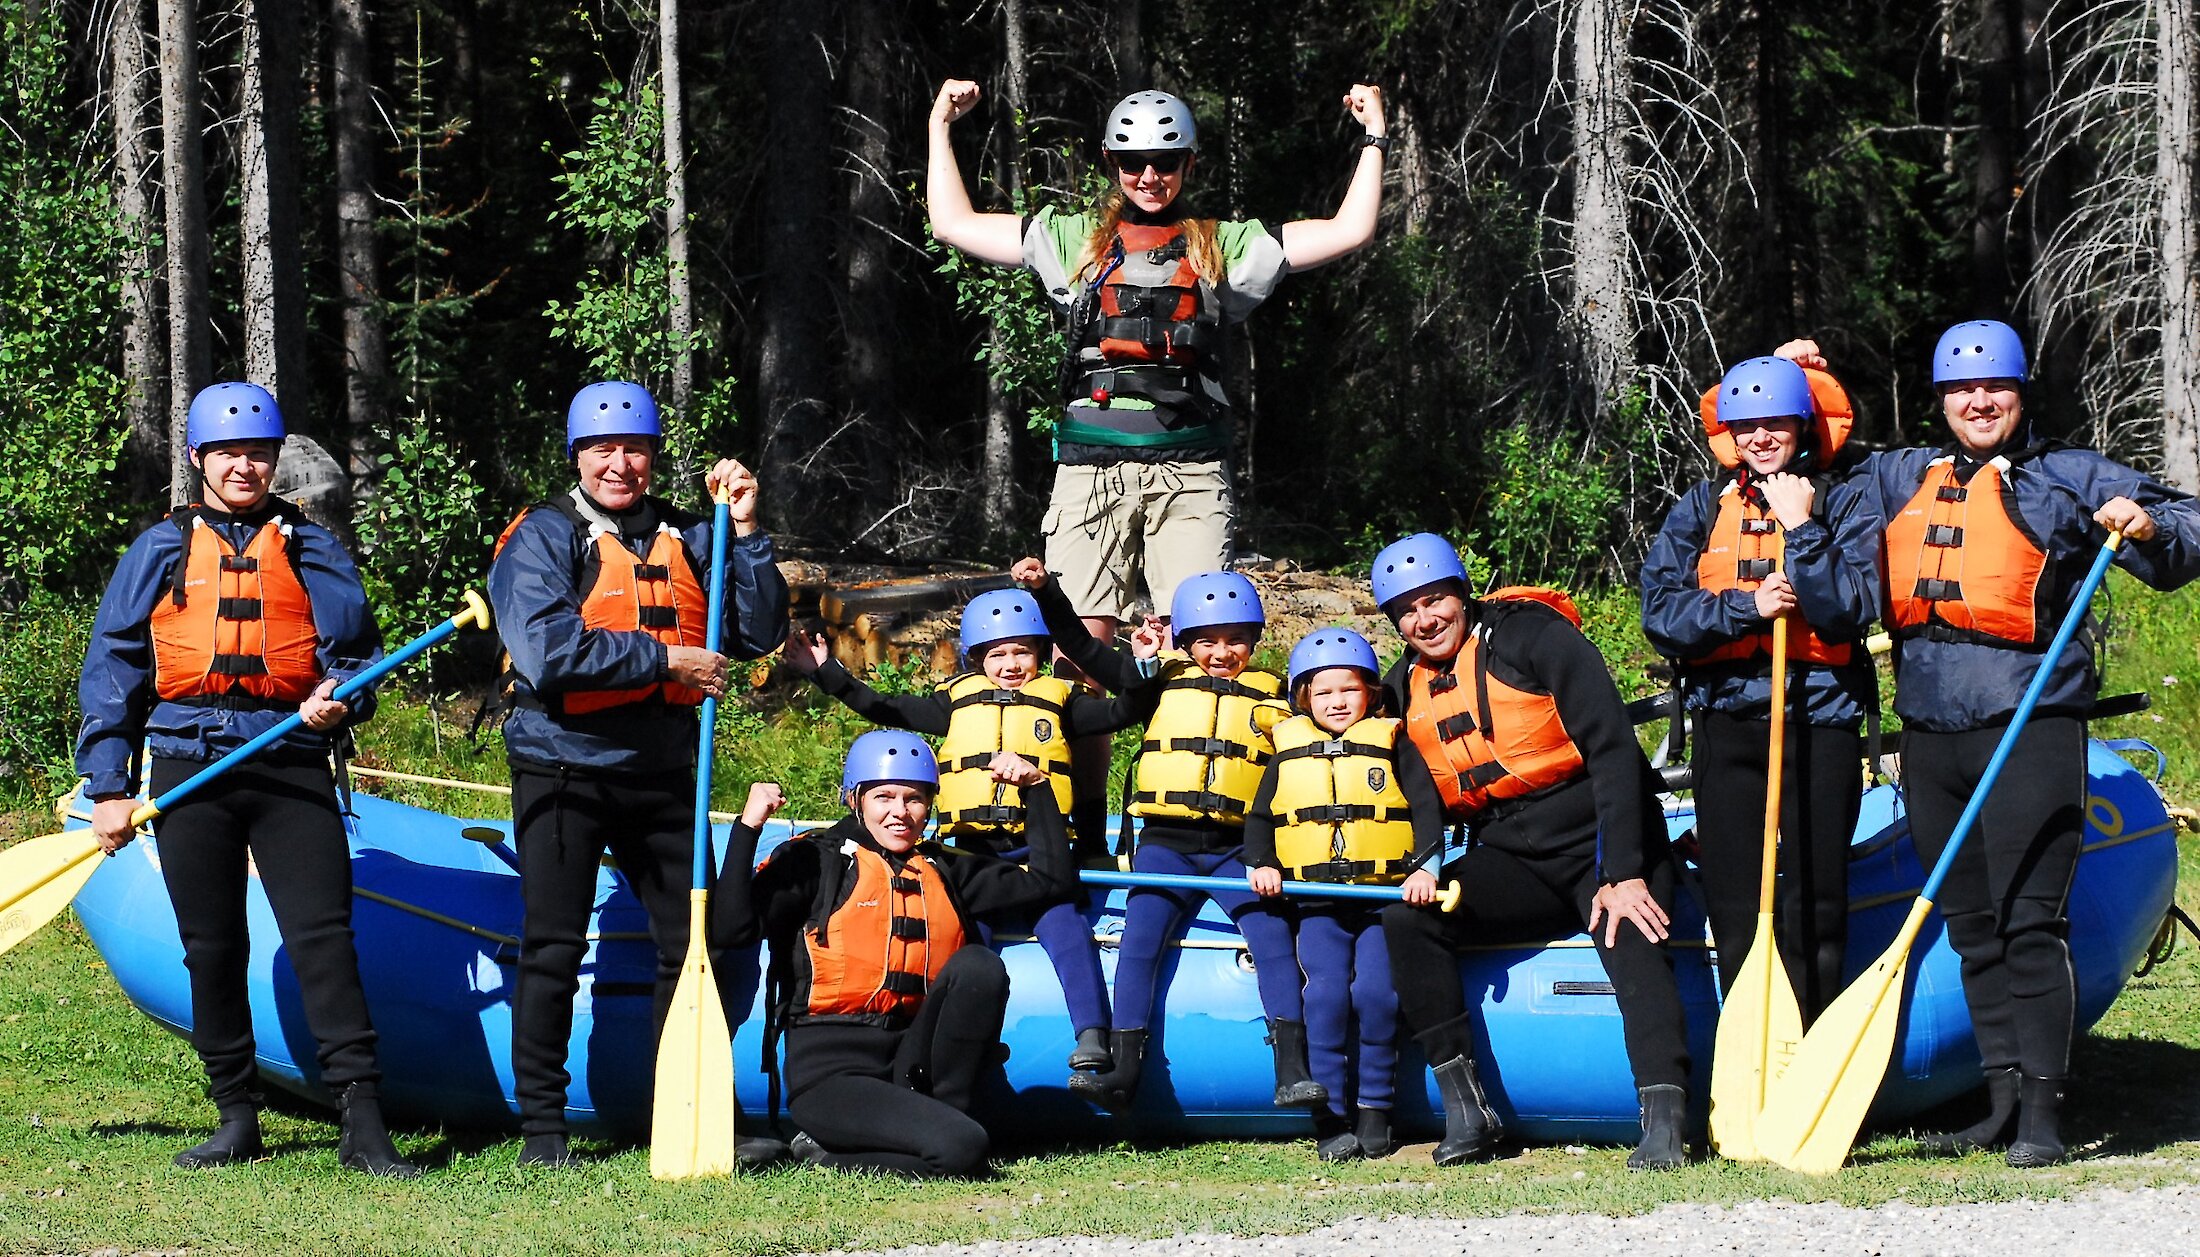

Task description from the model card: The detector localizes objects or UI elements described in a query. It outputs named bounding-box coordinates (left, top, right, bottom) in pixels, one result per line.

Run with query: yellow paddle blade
left=650, top=891, right=737, bottom=1179
left=1707, top=914, right=1805, bottom=1161
left=0, top=831, right=104, bottom=957
left=1756, top=899, right=1935, bottom=1174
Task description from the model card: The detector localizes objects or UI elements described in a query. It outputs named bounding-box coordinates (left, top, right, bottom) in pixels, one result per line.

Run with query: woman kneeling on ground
left=714, top=732, right=1077, bottom=1177
left=1373, top=534, right=1693, bottom=1171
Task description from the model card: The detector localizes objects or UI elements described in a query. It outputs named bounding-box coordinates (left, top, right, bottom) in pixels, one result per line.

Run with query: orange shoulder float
left=1885, top=456, right=2054, bottom=647
left=799, top=846, right=968, bottom=1024
left=1404, top=587, right=1588, bottom=821
left=150, top=508, right=320, bottom=706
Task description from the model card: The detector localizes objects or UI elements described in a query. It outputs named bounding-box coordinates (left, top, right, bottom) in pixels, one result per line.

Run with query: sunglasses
left=1113, top=150, right=1188, bottom=176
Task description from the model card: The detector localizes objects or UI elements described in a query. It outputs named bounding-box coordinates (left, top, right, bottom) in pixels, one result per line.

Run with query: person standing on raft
left=926, top=75, right=1388, bottom=889
left=1373, top=534, right=1694, bottom=1171
left=716, top=732, right=1078, bottom=1178
left=77, top=382, right=417, bottom=1177
left=1639, top=355, right=1880, bottom=1022
left=1823, top=322, right=2200, bottom=1166
left=487, top=381, right=789, bottom=1168
left=1243, top=627, right=1448, bottom=1162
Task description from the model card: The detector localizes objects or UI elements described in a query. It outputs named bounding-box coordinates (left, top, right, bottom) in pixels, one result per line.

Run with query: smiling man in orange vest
left=487, top=381, right=788, bottom=1168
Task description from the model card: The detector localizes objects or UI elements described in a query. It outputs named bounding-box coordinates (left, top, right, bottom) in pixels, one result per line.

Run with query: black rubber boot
left=1266, top=1019, right=1330, bottom=1109
left=1067, top=1026, right=1113, bottom=1073
left=736, top=1136, right=791, bottom=1167
left=1920, top=1065, right=2020, bottom=1155
left=173, top=1101, right=266, bottom=1170
left=1625, top=1084, right=1688, bottom=1172
left=518, top=1132, right=577, bottom=1168
left=336, top=1082, right=421, bottom=1179
left=1430, top=1055, right=1504, bottom=1165
left=2005, top=1075, right=2068, bottom=1168
left=1065, top=1028, right=1146, bottom=1112
left=1354, top=1106, right=1395, bottom=1160
left=1314, top=1111, right=1362, bottom=1163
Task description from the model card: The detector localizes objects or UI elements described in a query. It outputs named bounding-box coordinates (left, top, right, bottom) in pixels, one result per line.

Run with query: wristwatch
left=1361, top=133, right=1391, bottom=153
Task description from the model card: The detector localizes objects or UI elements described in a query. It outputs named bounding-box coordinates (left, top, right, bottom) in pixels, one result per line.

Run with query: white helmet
left=1104, top=91, right=1198, bottom=153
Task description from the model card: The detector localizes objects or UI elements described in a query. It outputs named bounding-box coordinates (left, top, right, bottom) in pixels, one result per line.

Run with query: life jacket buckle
left=1924, top=523, right=1964, bottom=547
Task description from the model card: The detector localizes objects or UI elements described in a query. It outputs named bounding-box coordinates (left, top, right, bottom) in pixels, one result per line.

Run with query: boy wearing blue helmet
left=1808, top=324, right=2200, bottom=1165
left=1242, top=628, right=1448, bottom=1162
left=487, top=381, right=790, bottom=1167
left=1011, top=565, right=1314, bottom=1117
left=782, top=581, right=1162, bottom=1081
left=714, top=731, right=1077, bottom=1177
left=77, top=383, right=417, bottom=1177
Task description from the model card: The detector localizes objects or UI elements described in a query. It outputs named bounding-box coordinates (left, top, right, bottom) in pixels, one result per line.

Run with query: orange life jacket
left=1697, top=366, right=1856, bottom=470
left=150, top=506, right=320, bottom=706
left=797, top=843, right=969, bottom=1025
left=1690, top=482, right=1854, bottom=667
left=1884, top=455, right=2054, bottom=647
left=1404, top=587, right=1589, bottom=821
left=492, top=498, right=710, bottom=715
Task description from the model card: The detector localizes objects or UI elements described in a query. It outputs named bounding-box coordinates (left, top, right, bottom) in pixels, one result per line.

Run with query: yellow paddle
left=650, top=483, right=739, bottom=1179
left=0, top=590, right=493, bottom=959
left=1707, top=595, right=1805, bottom=1160
left=1757, top=532, right=2125, bottom=1174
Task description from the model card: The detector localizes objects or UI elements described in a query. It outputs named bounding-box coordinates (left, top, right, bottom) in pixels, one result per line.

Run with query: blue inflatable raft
left=66, top=740, right=2179, bottom=1143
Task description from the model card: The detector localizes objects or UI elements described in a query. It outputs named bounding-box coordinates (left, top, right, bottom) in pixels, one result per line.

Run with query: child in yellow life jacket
left=1023, top=569, right=1315, bottom=1115
left=783, top=587, right=1158, bottom=1082
left=1244, top=628, right=1447, bottom=1162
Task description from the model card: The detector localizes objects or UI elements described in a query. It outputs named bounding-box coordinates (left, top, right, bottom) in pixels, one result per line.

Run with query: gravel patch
left=824, top=1184, right=2197, bottom=1256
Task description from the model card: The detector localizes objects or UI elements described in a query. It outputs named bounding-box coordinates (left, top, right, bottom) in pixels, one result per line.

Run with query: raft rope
left=2135, top=904, right=2200, bottom=980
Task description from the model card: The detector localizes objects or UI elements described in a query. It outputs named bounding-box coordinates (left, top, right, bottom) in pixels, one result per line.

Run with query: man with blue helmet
left=487, top=380, right=790, bottom=1167
left=1372, top=533, right=1693, bottom=1171
left=714, top=732, right=1076, bottom=1177
left=1806, top=323, right=2200, bottom=1166
left=76, top=382, right=417, bottom=1177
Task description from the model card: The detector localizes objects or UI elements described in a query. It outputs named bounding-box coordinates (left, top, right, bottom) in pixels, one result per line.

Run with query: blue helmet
left=1169, top=571, right=1265, bottom=643
left=565, top=381, right=662, bottom=457
left=1287, top=627, right=1380, bottom=692
left=1933, top=320, right=2028, bottom=386
left=959, top=589, right=1050, bottom=659
left=186, top=382, right=285, bottom=452
left=1370, top=533, right=1468, bottom=612
left=1714, top=357, right=1814, bottom=425
left=841, top=729, right=941, bottom=796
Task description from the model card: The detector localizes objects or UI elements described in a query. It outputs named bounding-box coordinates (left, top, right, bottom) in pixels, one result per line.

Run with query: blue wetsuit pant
left=1299, top=901, right=1398, bottom=1115
left=1112, top=845, right=1302, bottom=1030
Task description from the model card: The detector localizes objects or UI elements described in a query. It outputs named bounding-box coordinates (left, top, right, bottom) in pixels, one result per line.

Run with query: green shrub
left=0, top=593, right=95, bottom=801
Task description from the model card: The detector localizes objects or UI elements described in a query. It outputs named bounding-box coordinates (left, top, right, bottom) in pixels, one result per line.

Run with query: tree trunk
left=755, top=0, right=834, bottom=537
left=1110, top=0, right=1145, bottom=95
left=661, top=0, right=693, bottom=422
left=2021, top=0, right=2080, bottom=431
left=110, top=0, right=167, bottom=501
left=1570, top=0, right=1636, bottom=421
left=240, top=0, right=307, bottom=411
left=331, top=0, right=386, bottom=498
left=1971, top=0, right=2023, bottom=319
left=980, top=0, right=1030, bottom=542
left=2162, top=0, right=2200, bottom=490
left=838, top=0, right=896, bottom=503
left=1743, top=0, right=1791, bottom=347
left=158, top=0, right=209, bottom=506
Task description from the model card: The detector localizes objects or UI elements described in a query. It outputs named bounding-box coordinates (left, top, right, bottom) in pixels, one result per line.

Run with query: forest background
left=1, top=0, right=2198, bottom=798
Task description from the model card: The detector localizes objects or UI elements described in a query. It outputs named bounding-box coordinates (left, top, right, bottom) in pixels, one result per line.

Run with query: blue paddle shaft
left=691, top=495, right=733, bottom=890
left=1080, top=869, right=1409, bottom=904
left=1917, top=534, right=2123, bottom=904
left=147, top=600, right=481, bottom=817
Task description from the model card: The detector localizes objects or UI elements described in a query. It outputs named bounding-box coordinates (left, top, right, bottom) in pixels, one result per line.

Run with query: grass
left=4, top=575, right=2200, bottom=1254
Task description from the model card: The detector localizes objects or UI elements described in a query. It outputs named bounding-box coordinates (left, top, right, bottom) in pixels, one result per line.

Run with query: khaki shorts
left=1043, top=461, right=1237, bottom=622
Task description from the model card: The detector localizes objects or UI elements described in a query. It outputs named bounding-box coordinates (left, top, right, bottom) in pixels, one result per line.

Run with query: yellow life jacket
left=932, top=673, right=1077, bottom=839
left=1129, top=657, right=1288, bottom=825
left=1266, top=714, right=1416, bottom=883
